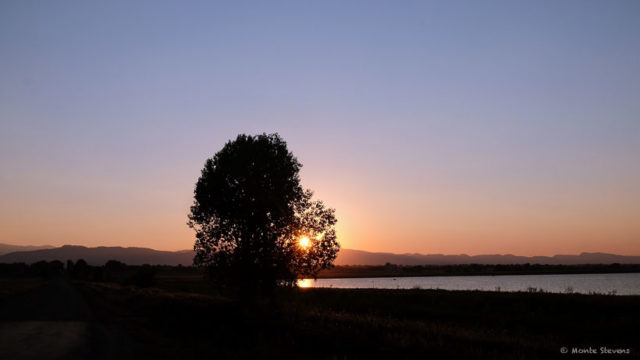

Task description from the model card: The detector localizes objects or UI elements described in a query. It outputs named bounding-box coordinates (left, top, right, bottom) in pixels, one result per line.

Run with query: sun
left=299, top=236, right=311, bottom=249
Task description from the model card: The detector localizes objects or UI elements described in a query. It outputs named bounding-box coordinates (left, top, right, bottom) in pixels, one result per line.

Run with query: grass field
left=0, top=277, right=44, bottom=300
left=75, top=276, right=640, bottom=359
left=2, top=270, right=638, bottom=359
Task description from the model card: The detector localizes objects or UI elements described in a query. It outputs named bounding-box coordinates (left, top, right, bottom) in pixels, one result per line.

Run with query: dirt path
left=0, top=277, right=131, bottom=360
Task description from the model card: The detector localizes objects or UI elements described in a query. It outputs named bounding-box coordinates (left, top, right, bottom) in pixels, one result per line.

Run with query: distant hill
left=0, top=244, right=638, bottom=266
left=335, top=249, right=640, bottom=265
left=0, top=243, right=54, bottom=256
left=0, top=245, right=194, bottom=266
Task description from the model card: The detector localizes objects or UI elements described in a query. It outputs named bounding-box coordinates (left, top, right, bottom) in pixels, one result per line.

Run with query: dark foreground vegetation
left=1, top=261, right=639, bottom=359
left=320, top=263, right=640, bottom=278
left=4, top=261, right=640, bottom=282
left=76, top=281, right=640, bottom=360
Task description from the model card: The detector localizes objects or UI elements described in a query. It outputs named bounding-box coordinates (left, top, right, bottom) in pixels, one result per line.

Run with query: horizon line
left=2, top=243, right=639, bottom=258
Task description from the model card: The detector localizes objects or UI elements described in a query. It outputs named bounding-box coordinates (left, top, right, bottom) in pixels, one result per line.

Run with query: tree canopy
left=188, top=133, right=339, bottom=291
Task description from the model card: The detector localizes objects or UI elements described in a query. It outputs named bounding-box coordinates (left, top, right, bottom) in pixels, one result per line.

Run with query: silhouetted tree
left=72, top=259, right=89, bottom=280
left=126, top=264, right=157, bottom=288
left=66, top=260, right=74, bottom=273
left=105, top=260, right=126, bottom=282
left=31, top=260, right=63, bottom=278
left=0, top=263, right=28, bottom=277
left=188, top=133, right=339, bottom=292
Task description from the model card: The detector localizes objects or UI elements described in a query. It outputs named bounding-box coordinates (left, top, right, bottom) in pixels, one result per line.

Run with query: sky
left=1, top=1, right=639, bottom=256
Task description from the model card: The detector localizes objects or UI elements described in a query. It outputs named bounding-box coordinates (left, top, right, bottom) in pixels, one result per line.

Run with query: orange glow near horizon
left=0, top=134, right=639, bottom=257
left=1, top=185, right=639, bottom=257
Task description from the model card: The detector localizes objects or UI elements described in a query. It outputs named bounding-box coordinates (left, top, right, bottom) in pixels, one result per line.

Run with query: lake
left=298, top=273, right=640, bottom=295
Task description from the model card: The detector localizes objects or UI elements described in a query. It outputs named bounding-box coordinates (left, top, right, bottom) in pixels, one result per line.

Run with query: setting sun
left=299, top=236, right=311, bottom=249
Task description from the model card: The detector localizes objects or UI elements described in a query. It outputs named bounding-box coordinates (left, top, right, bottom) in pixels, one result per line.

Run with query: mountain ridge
left=0, top=244, right=639, bottom=266
left=0, top=243, right=54, bottom=256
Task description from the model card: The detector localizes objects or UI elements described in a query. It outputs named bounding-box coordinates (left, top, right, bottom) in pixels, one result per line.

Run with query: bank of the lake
left=76, top=280, right=640, bottom=359
left=4, top=274, right=638, bottom=359
left=301, top=272, right=640, bottom=295
left=317, top=263, right=640, bottom=278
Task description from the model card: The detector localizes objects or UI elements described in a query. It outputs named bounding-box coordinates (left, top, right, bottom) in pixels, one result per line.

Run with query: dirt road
left=0, top=277, right=130, bottom=360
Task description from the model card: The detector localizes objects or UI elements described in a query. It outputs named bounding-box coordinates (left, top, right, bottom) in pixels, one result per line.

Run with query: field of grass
left=0, top=277, right=44, bottom=300
left=75, top=277, right=640, bottom=359
left=2, top=268, right=638, bottom=359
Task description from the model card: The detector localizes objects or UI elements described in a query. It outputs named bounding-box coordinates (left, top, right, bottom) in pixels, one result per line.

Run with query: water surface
left=298, top=273, right=640, bottom=295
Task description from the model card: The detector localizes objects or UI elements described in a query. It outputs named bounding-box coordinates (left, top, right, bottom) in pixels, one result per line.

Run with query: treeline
left=0, top=260, right=180, bottom=287
left=318, top=263, right=640, bottom=278
left=3, top=261, right=639, bottom=283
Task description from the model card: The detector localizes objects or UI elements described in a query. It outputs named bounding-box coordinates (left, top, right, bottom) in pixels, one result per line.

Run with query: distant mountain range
left=1, top=243, right=639, bottom=266
left=0, top=243, right=54, bottom=256
left=0, top=244, right=194, bottom=266
left=334, top=249, right=640, bottom=265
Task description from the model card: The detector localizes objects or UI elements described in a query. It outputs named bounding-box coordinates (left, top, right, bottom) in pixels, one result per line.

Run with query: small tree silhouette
left=188, top=133, right=339, bottom=292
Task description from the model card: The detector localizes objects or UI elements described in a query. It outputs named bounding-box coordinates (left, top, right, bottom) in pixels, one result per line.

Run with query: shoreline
left=316, top=270, right=640, bottom=279
left=316, top=264, right=640, bottom=279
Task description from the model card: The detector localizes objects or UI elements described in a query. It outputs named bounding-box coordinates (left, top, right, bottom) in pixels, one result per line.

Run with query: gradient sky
left=1, top=1, right=639, bottom=256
